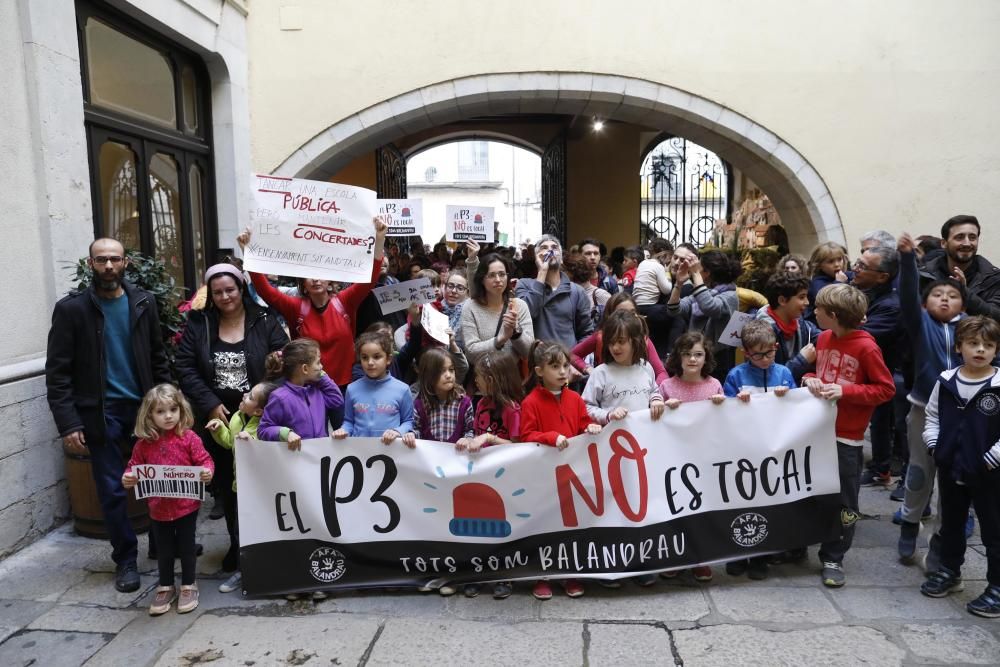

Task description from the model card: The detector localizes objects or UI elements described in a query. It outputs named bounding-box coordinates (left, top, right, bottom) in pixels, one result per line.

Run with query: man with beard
left=578, top=238, right=618, bottom=295
left=46, top=238, right=170, bottom=592
left=920, top=215, right=1000, bottom=321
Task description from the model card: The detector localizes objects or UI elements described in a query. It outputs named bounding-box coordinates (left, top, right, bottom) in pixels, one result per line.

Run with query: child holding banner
left=521, top=340, right=604, bottom=600
left=804, top=284, right=895, bottom=588
left=332, top=332, right=415, bottom=444
left=122, top=384, right=214, bottom=616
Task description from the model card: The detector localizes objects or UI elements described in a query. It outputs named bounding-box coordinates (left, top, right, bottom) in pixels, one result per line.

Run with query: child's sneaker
left=462, top=584, right=480, bottom=598
left=311, top=591, right=328, bottom=601
left=532, top=581, right=553, bottom=600
left=438, top=585, right=456, bottom=597
left=659, top=570, right=680, bottom=579
left=285, top=593, right=301, bottom=601
left=692, top=566, right=713, bottom=582
left=218, top=571, right=242, bottom=594
left=860, top=468, right=891, bottom=486
left=889, top=478, right=906, bottom=502
left=562, top=579, right=585, bottom=598
left=149, top=586, right=176, bottom=616
left=821, top=561, right=845, bottom=588
left=966, top=585, right=1000, bottom=619
left=597, top=579, right=622, bottom=589
left=747, top=558, right=769, bottom=581
left=920, top=567, right=963, bottom=598
left=898, top=521, right=920, bottom=563
left=725, top=560, right=748, bottom=576
left=632, top=574, right=657, bottom=587
left=177, top=584, right=199, bottom=613
left=492, top=582, right=513, bottom=600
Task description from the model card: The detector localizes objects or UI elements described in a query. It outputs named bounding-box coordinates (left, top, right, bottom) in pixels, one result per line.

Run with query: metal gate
left=639, top=134, right=731, bottom=247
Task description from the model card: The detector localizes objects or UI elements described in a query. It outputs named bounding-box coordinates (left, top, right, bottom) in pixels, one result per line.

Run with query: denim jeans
left=90, top=399, right=140, bottom=567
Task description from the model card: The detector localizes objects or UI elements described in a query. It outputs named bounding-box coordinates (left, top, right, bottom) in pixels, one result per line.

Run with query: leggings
left=152, top=510, right=199, bottom=586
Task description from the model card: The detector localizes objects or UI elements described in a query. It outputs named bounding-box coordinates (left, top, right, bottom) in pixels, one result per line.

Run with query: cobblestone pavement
left=0, top=484, right=997, bottom=666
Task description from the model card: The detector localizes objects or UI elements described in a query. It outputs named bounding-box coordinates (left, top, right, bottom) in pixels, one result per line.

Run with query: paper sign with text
left=420, top=304, right=451, bottom=345
left=246, top=175, right=377, bottom=283
left=377, top=199, right=423, bottom=237
left=718, top=311, right=757, bottom=347
left=445, top=205, right=494, bottom=243
left=235, top=391, right=840, bottom=596
left=372, top=278, right=437, bottom=315
left=133, top=465, right=205, bottom=501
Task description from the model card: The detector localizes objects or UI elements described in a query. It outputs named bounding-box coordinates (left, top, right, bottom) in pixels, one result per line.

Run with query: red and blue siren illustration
left=401, top=207, right=411, bottom=217
left=449, top=482, right=512, bottom=538
left=474, top=213, right=483, bottom=223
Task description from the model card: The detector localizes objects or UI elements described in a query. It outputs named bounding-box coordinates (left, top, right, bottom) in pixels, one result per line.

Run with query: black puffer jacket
left=175, top=300, right=289, bottom=417
left=45, top=281, right=171, bottom=439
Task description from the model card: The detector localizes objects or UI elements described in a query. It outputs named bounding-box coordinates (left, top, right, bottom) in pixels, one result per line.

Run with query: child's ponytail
left=265, top=338, right=321, bottom=381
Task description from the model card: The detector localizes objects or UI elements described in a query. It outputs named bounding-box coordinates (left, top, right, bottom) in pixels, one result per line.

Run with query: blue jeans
left=90, top=400, right=140, bottom=567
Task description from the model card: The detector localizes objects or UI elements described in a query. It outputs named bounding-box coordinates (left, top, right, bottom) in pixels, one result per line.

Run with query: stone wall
left=0, top=374, right=67, bottom=558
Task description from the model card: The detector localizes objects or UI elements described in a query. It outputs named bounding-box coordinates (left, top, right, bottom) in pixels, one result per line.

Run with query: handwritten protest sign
left=377, top=199, right=423, bottom=237
left=372, top=278, right=437, bottom=315
left=236, top=390, right=839, bottom=596
left=718, top=311, right=757, bottom=347
left=445, top=205, right=494, bottom=243
left=133, top=465, right=205, bottom=501
left=246, top=175, right=377, bottom=283
left=420, top=304, right=451, bottom=345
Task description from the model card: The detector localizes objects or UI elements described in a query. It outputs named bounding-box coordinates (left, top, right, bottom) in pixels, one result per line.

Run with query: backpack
left=295, top=297, right=350, bottom=339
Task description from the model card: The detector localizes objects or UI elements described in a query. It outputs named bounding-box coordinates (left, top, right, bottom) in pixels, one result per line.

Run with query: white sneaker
left=312, top=590, right=328, bottom=600
left=218, top=571, right=242, bottom=594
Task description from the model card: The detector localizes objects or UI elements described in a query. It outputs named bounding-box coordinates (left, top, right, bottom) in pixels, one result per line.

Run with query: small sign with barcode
left=133, top=465, right=206, bottom=501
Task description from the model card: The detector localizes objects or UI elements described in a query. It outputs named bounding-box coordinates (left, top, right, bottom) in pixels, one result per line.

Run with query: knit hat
left=449, top=482, right=512, bottom=538
left=204, top=263, right=245, bottom=286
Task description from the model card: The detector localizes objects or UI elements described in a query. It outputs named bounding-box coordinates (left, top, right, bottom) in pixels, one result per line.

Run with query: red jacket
left=805, top=329, right=895, bottom=440
left=250, top=260, right=380, bottom=386
left=520, top=385, right=594, bottom=446
left=126, top=429, right=214, bottom=522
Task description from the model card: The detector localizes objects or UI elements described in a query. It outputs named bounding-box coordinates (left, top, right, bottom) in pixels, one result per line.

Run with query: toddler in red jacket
left=521, top=341, right=603, bottom=600
left=123, top=384, right=214, bottom=617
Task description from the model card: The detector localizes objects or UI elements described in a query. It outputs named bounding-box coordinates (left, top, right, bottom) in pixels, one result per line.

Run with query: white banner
left=133, top=465, right=205, bottom=501
left=445, top=205, right=495, bottom=243
left=236, top=390, right=840, bottom=594
left=246, top=175, right=377, bottom=283
left=377, top=199, right=423, bottom=237
left=372, top=278, right=437, bottom=315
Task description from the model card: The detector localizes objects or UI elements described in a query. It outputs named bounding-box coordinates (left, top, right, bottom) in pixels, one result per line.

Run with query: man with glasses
left=852, top=244, right=903, bottom=487
left=46, top=238, right=171, bottom=592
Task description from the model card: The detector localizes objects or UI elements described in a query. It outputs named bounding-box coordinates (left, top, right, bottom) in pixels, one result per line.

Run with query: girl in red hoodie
left=521, top=340, right=602, bottom=601
left=123, top=385, right=214, bottom=617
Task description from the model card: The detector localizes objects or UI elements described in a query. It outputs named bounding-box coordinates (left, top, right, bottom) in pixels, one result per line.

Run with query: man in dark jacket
left=45, top=238, right=170, bottom=592
left=853, top=245, right=904, bottom=485
left=920, top=215, right=1000, bottom=322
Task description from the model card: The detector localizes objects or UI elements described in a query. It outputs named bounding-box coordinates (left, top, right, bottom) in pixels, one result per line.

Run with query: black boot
left=898, top=520, right=920, bottom=564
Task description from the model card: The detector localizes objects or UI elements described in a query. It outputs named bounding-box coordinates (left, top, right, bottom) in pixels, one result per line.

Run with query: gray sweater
left=459, top=297, right=534, bottom=368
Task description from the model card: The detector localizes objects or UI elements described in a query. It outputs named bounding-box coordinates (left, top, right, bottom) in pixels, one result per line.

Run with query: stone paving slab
left=366, top=617, right=583, bottom=666
left=586, top=622, right=676, bottom=665
left=672, top=624, right=906, bottom=666
left=58, top=571, right=155, bottom=608
left=0, top=629, right=111, bottom=666
left=898, top=622, right=1000, bottom=665
left=709, top=586, right=841, bottom=624
left=27, top=604, right=139, bottom=634
left=538, top=584, right=710, bottom=622
left=154, top=612, right=380, bottom=667
left=84, top=605, right=202, bottom=666
left=829, top=585, right=965, bottom=620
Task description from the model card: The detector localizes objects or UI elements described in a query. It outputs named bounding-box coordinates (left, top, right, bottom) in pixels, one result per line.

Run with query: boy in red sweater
left=804, top=284, right=895, bottom=588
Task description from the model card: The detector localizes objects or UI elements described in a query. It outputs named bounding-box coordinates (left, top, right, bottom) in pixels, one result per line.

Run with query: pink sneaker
left=692, top=566, right=713, bottom=582
left=532, top=580, right=553, bottom=600
left=563, top=579, right=585, bottom=598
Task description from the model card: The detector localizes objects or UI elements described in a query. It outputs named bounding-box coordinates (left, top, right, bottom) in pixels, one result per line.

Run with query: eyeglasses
left=92, top=255, right=124, bottom=265
left=853, top=259, right=886, bottom=274
left=745, top=349, right=777, bottom=361
left=486, top=272, right=508, bottom=281
left=445, top=283, right=468, bottom=292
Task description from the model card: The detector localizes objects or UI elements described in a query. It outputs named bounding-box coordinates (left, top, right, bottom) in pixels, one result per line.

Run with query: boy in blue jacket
left=895, top=233, right=966, bottom=563
left=918, top=316, right=1000, bottom=619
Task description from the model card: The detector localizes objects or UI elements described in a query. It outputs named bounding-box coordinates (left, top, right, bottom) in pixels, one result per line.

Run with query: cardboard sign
left=247, top=175, right=377, bottom=283
left=372, top=278, right=437, bottom=315
left=718, top=311, right=757, bottom=347
left=377, top=199, right=423, bottom=237
left=236, top=390, right=839, bottom=596
left=132, top=465, right=205, bottom=501
left=420, top=304, right=451, bottom=345
left=445, top=205, right=494, bottom=243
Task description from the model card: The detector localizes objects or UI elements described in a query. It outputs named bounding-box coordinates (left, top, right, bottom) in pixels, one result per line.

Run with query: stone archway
left=275, top=72, right=845, bottom=251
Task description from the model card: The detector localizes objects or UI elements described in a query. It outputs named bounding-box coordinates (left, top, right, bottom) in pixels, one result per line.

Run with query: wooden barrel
left=64, top=444, right=150, bottom=538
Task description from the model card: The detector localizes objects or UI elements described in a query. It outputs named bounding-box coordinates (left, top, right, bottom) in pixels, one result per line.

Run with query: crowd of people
left=45, top=215, right=1000, bottom=619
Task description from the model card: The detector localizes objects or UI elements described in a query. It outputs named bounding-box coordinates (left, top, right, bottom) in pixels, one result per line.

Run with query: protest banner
left=377, top=199, right=423, bottom=237
left=132, top=465, right=205, bottom=501
left=372, top=278, right=437, bottom=315
left=236, top=390, right=840, bottom=596
left=445, top=205, right=495, bottom=243
left=420, top=305, right=451, bottom=345
left=718, top=311, right=757, bottom=347
left=246, top=175, right=377, bottom=283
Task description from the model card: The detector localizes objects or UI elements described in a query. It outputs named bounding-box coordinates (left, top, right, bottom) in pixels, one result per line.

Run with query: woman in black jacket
left=175, top=264, right=288, bottom=571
